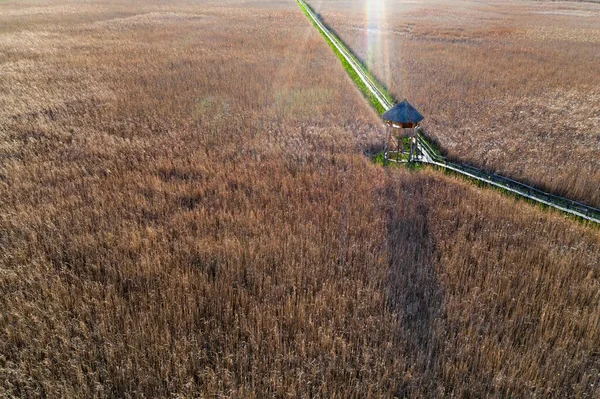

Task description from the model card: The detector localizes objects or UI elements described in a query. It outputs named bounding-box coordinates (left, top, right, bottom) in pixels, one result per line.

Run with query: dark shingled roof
left=382, top=99, right=424, bottom=125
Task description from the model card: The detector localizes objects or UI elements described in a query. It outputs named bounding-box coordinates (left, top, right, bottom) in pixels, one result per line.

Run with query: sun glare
left=365, top=0, right=392, bottom=89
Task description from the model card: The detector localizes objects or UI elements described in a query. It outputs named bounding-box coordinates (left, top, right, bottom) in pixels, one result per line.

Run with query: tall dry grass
left=1, top=0, right=600, bottom=397
left=312, top=0, right=600, bottom=208
left=384, top=169, right=600, bottom=396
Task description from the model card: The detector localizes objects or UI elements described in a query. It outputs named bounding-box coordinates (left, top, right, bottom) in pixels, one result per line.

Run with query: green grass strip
left=297, top=0, right=388, bottom=114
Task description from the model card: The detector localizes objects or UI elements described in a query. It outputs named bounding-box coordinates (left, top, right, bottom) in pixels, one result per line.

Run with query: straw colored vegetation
left=1, top=0, right=599, bottom=397
left=312, top=0, right=600, bottom=208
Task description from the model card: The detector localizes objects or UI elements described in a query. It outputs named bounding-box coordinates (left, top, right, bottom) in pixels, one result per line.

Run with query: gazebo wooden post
left=396, top=128, right=400, bottom=163
left=385, top=124, right=390, bottom=159
left=409, top=128, right=414, bottom=162
left=414, top=128, right=418, bottom=161
left=411, top=126, right=419, bottom=162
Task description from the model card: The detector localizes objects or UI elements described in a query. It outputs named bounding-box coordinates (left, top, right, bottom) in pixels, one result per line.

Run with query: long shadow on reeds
left=383, top=171, right=446, bottom=395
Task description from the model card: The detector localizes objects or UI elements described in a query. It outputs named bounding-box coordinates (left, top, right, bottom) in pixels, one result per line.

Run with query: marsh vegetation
left=1, top=0, right=599, bottom=397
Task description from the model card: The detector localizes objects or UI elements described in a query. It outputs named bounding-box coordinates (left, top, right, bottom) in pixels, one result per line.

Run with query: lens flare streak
left=365, top=0, right=391, bottom=88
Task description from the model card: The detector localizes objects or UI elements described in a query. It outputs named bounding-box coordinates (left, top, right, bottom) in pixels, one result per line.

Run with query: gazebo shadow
left=383, top=173, right=445, bottom=392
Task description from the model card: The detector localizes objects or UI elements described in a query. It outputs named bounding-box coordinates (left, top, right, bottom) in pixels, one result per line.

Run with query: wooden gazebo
left=383, top=99, right=424, bottom=163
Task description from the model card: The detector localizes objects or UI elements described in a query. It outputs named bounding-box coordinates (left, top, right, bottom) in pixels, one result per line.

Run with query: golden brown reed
left=1, top=0, right=599, bottom=397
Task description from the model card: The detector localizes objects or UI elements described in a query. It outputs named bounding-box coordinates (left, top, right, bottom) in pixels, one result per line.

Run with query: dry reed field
left=311, top=0, right=600, bottom=208
left=1, top=0, right=600, bottom=397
